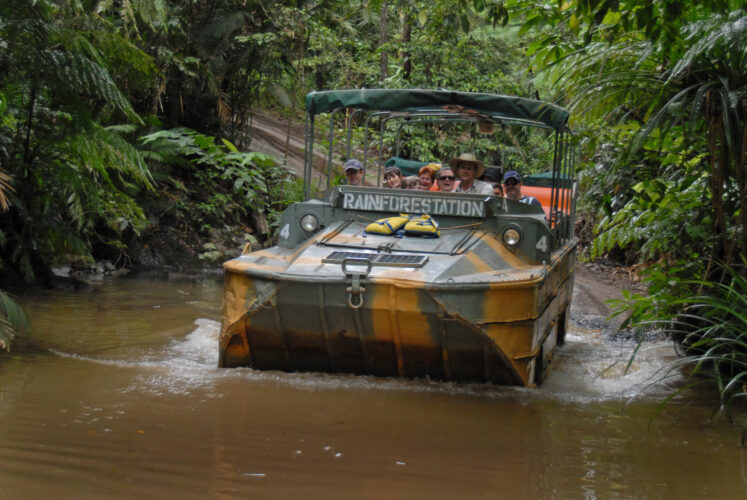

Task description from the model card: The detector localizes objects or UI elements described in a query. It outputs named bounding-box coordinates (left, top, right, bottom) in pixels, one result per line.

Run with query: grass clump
left=610, top=259, right=747, bottom=441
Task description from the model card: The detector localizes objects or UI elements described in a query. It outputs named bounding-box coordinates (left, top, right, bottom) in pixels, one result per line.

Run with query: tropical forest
left=1, top=0, right=745, bottom=428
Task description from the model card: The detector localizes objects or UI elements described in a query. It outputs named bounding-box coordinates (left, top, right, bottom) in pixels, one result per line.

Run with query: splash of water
left=540, top=328, right=683, bottom=402
left=55, top=319, right=683, bottom=402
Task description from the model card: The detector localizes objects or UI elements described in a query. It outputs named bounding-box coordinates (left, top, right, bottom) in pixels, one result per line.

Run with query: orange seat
left=521, top=186, right=572, bottom=219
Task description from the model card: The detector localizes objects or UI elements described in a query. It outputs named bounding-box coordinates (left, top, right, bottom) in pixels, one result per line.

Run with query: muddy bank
left=570, top=260, right=648, bottom=338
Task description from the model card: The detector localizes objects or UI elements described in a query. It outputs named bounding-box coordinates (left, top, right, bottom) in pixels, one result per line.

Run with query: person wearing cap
left=384, top=166, right=404, bottom=188
left=344, top=159, right=364, bottom=186
left=435, top=167, right=459, bottom=193
left=449, top=153, right=493, bottom=195
left=502, top=170, right=542, bottom=207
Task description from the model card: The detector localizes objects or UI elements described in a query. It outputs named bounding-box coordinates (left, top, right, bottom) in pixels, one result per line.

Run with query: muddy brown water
left=1, top=275, right=745, bottom=499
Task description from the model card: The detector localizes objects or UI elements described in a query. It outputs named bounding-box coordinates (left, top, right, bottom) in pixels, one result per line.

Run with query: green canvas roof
left=523, top=171, right=573, bottom=188
left=384, top=157, right=431, bottom=176
left=305, top=89, right=570, bottom=131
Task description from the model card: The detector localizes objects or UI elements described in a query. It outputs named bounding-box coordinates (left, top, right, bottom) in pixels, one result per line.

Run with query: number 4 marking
left=536, top=236, right=548, bottom=252
left=279, top=223, right=290, bottom=240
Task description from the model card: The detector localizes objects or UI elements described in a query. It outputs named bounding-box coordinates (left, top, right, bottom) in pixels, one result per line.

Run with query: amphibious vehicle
left=219, top=89, right=576, bottom=386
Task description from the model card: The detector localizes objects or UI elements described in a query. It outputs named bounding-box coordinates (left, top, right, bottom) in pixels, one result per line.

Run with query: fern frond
left=46, top=49, right=142, bottom=124
left=670, top=11, right=747, bottom=84
left=0, top=168, right=13, bottom=211
left=62, top=124, right=154, bottom=188
left=0, top=289, right=29, bottom=352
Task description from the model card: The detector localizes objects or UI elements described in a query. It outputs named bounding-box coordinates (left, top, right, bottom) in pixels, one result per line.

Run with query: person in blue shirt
left=502, top=171, right=542, bottom=208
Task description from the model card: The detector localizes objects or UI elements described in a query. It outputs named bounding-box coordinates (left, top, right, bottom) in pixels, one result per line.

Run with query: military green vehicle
left=219, top=89, right=576, bottom=386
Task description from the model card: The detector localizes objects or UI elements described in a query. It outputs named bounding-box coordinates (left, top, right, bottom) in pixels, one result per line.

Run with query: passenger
left=417, top=163, right=440, bottom=191
left=483, top=167, right=504, bottom=196
left=435, top=167, right=458, bottom=193
left=502, top=170, right=542, bottom=207
left=449, top=153, right=493, bottom=195
left=384, top=166, right=404, bottom=188
left=344, top=159, right=364, bottom=186
left=402, top=175, right=420, bottom=189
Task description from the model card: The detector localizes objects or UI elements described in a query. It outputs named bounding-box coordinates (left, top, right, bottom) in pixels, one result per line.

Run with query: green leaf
left=569, top=13, right=580, bottom=34
left=601, top=10, right=621, bottom=26
left=418, top=10, right=427, bottom=27
left=221, top=138, right=239, bottom=153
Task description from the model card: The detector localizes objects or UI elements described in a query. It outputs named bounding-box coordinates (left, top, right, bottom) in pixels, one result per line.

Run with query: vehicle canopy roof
left=305, top=89, right=569, bottom=131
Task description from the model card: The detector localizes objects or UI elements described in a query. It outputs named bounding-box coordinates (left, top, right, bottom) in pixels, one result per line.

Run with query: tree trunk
left=707, top=91, right=728, bottom=268
left=738, top=99, right=747, bottom=267
left=379, top=2, right=388, bottom=82
left=401, top=10, right=411, bottom=82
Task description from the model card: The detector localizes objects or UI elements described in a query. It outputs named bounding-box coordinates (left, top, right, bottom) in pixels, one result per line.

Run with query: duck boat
left=219, top=89, right=577, bottom=386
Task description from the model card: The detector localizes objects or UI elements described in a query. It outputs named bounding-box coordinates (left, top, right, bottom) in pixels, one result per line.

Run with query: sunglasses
left=504, top=179, right=520, bottom=186
left=439, top=176, right=456, bottom=181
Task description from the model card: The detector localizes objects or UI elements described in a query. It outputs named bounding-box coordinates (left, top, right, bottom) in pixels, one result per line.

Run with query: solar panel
left=323, top=251, right=428, bottom=268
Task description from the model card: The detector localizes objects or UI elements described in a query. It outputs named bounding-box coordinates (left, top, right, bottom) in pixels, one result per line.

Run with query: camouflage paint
left=219, top=228, right=575, bottom=386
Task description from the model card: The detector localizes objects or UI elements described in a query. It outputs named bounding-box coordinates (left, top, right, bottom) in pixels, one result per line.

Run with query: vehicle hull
left=219, top=241, right=575, bottom=386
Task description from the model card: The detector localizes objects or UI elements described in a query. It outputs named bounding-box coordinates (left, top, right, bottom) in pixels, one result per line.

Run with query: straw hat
left=449, top=153, right=485, bottom=178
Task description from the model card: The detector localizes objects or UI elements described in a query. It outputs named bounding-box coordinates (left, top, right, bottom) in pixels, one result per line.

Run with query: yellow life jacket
left=404, top=214, right=440, bottom=237
left=365, top=214, right=410, bottom=235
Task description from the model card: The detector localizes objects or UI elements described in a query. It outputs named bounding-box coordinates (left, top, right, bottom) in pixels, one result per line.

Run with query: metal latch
left=342, top=258, right=372, bottom=309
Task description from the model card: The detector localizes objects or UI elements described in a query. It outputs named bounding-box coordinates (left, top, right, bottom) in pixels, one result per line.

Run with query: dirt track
left=247, top=110, right=347, bottom=190
left=571, top=262, right=640, bottom=333
left=247, top=110, right=307, bottom=176
left=247, top=110, right=382, bottom=188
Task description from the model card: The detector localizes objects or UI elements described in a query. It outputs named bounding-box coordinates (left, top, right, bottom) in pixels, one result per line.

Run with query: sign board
left=341, top=191, right=486, bottom=217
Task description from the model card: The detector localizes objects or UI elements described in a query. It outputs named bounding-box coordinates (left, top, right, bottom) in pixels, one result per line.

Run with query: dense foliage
left=509, top=0, right=745, bottom=416
left=0, top=0, right=153, bottom=283
left=140, top=128, right=301, bottom=239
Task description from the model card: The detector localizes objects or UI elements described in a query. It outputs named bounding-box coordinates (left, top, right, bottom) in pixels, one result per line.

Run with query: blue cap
left=344, top=159, right=362, bottom=171
left=502, top=170, right=521, bottom=183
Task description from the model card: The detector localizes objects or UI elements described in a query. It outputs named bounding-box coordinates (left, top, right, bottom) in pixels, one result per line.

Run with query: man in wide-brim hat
left=449, top=153, right=493, bottom=195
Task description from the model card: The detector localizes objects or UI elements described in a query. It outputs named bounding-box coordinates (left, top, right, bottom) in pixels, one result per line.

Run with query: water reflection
left=1, top=275, right=744, bottom=498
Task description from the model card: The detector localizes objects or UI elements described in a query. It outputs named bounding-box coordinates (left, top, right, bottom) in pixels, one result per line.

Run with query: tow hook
left=342, top=258, right=372, bottom=309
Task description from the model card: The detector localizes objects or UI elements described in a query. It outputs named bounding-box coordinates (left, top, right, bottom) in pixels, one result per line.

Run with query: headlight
left=503, top=228, right=521, bottom=246
left=300, top=214, right=320, bottom=232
